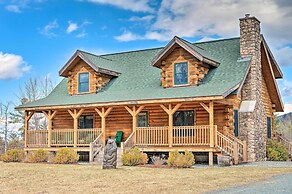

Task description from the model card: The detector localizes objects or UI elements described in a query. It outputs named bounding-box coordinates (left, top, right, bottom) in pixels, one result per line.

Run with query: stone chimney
left=238, top=14, right=267, bottom=162
left=240, top=14, right=261, bottom=58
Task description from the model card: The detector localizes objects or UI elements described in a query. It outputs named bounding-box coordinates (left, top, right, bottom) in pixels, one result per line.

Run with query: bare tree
left=0, top=102, right=12, bottom=152
left=17, top=75, right=55, bottom=131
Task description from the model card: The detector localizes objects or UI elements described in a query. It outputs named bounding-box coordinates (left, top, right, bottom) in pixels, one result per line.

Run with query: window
left=78, top=72, right=89, bottom=93
left=78, top=115, right=93, bottom=129
left=267, top=117, right=271, bottom=139
left=174, top=62, right=188, bottom=85
left=234, top=110, right=239, bottom=137
left=173, top=110, right=194, bottom=126
left=138, top=112, right=148, bottom=127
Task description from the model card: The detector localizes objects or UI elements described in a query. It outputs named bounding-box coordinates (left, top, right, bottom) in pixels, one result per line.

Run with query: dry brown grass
left=0, top=162, right=292, bottom=194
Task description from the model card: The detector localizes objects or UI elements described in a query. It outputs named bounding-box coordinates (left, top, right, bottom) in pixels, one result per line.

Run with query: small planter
left=217, top=155, right=231, bottom=166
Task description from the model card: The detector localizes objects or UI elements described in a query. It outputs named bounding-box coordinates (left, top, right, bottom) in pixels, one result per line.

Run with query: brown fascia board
left=151, top=36, right=219, bottom=68
left=261, top=36, right=283, bottom=79
left=59, top=50, right=120, bottom=77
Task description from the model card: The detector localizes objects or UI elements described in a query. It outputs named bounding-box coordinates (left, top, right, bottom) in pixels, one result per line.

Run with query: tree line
left=0, top=75, right=55, bottom=154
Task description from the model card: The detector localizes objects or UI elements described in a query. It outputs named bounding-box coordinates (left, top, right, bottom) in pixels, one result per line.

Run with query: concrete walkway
left=213, top=173, right=292, bottom=194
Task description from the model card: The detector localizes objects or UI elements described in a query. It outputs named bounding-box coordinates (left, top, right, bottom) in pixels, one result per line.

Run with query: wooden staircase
left=89, top=133, right=123, bottom=166
left=276, top=132, right=292, bottom=159
left=216, top=131, right=247, bottom=164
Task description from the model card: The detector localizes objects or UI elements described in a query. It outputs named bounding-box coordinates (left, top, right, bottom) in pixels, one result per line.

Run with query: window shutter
left=267, top=117, right=271, bottom=139
left=233, top=110, right=239, bottom=137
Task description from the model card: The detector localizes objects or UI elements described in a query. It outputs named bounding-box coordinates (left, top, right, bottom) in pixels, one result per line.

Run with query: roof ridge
left=194, top=37, right=240, bottom=45
left=78, top=49, right=113, bottom=61
left=100, top=37, right=240, bottom=57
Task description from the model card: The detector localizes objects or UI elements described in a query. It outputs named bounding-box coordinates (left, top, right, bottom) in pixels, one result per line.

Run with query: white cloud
left=5, top=0, right=46, bottom=13
left=282, top=80, right=292, bottom=96
left=274, top=46, right=292, bottom=67
left=114, top=31, right=144, bottom=42
left=129, top=15, right=155, bottom=22
left=66, top=21, right=78, bottom=34
left=40, top=20, right=59, bottom=37
left=87, top=0, right=154, bottom=13
left=0, top=52, right=31, bottom=80
left=5, top=5, right=21, bottom=13
left=76, top=31, right=87, bottom=38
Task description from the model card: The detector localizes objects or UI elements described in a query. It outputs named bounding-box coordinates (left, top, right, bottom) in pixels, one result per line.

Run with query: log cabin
left=16, top=14, right=283, bottom=165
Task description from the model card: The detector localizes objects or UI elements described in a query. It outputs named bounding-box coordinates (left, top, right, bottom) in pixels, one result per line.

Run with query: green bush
left=122, top=147, right=148, bottom=166
left=1, top=149, right=25, bottom=162
left=53, top=148, right=79, bottom=164
left=167, top=150, right=195, bottom=168
left=266, top=140, right=289, bottom=161
left=26, top=149, right=49, bottom=163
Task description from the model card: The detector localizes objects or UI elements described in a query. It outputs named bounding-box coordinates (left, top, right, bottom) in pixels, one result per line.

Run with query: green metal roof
left=17, top=37, right=250, bottom=109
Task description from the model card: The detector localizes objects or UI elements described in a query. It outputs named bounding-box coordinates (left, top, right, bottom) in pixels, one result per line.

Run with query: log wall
left=67, top=60, right=112, bottom=95
left=160, top=47, right=209, bottom=88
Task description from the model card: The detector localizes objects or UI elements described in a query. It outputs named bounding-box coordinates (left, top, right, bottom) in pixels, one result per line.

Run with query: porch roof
left=16, top=37, right=250, bottom=110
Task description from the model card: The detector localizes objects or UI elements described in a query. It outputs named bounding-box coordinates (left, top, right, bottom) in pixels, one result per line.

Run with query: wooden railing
left=217, top=131, right=247, bottom=163
left=173, top=125, right=210, bottom=146
left=276, top=132, right=292, bottom=157
left=27, top=128, right=102, bottom=147
left=121, top=131, right=135, bottom=151
left=77, top=128, right=102, bottom=145
left=51, top=129, right=74, bottom=146
left=27, top=130, right=48, bottom=147
left=89, top=132, right=103, bottom=162
left=136, top=127, right=169, bottom=146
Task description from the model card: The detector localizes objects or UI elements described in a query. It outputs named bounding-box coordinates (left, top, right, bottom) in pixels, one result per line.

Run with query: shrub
left=122, top=147, right=148, bottom=166
left=266, top=140, right=289, bottom=161
left=53, top=148, right=79, bottom=164
left=26, top=149, right=49, bottom=163
left=1, top=149, right=25, bottom=162
left=167, top=150, right=195, bottom=168
left=151, top=155, right=166, bottom=167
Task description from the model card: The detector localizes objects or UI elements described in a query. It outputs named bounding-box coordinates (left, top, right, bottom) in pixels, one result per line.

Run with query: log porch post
left=95, top=107, right=113, bottom=144
left=160, top=103, right=182, bottom=147
left=200, top=101, right=214, bottom=148
left=24, top=111, right=34, bottom=148
left=68, top=109, right=84, bottom=147
left=42, top=110, right=57, bottom=147
left=125, top=106, right=144, bottom=145
left=200, top=101, right=214, bottom=166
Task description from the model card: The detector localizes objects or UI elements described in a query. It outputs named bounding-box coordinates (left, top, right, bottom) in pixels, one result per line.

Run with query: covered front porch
left=23, top=98, right=246, bottom=165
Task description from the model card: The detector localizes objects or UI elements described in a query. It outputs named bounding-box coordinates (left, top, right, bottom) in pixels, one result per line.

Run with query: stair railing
left=89, top=132, right=103, bottom=162
left=121, top=131, right=135, bottom=153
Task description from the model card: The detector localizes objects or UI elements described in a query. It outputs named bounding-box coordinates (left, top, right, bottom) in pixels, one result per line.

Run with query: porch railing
left=27, top=128, right=102, bottom=147
left=173, top=125, right=210, bottom=146
left=136, top=126, right=169, bottom=146
left=51, top=129, right=74, bottom=146
left=27, top=130, right=48, bottom=147
left=78, top=128, right=102, bottom=145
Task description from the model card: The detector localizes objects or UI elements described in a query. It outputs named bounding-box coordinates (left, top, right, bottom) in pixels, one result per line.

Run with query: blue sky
left=0, top=0, right=292, bottom=113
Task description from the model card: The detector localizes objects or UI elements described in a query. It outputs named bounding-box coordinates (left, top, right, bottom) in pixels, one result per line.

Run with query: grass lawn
left=0, top=162, right=292, bottom=194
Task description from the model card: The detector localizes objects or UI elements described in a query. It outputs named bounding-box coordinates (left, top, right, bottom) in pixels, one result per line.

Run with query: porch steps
left=92, top=147, right=123, bottom=167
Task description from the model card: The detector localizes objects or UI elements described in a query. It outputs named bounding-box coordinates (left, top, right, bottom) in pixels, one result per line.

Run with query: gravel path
left=206, top=161, right=292, bottom=194
left=212, top=173, right=292, bottom=194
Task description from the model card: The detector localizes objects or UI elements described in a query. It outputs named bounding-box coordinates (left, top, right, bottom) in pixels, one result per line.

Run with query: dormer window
left=78, top=72, right=89, bottom=93
left=174, top=62, right=188, bottom=85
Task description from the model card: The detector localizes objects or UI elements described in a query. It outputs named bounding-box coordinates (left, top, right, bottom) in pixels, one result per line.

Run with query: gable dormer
left=152, top=36, right=219, bottom=88
left=59, top=50, right=120, bottom=95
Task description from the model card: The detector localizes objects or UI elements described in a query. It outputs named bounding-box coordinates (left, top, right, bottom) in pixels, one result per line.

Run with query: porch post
left=160, top=103, right=182, bottom=147
left=68, top=109, right=84, bottom=147
left=95, top=107, right=113, bottom=144
left=24, top=111, right=34, bottom=148
left=209, top=101, right=214, bottom=148
left=125, top=106, right=144, bottom=145
left=42, top=110, right=57, bottom=147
